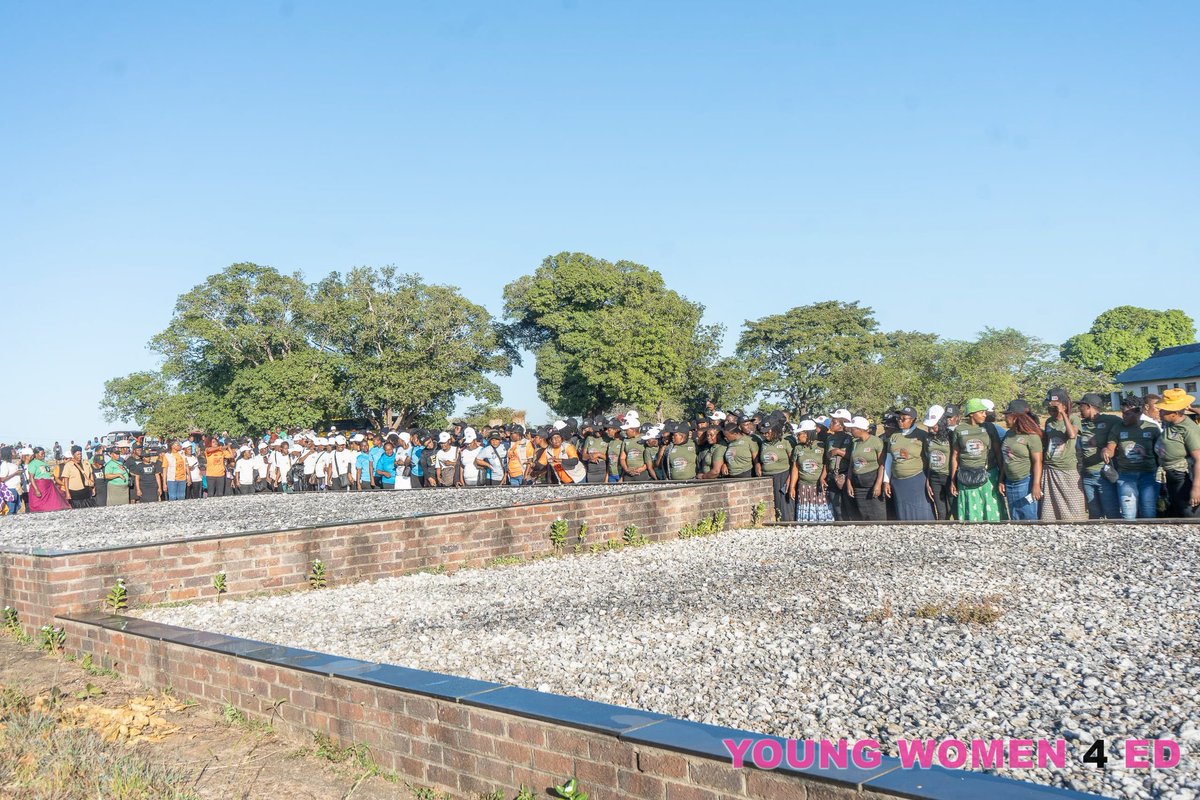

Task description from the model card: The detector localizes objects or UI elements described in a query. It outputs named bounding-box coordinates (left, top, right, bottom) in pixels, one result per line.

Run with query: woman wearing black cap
left=756, top=423, right=795, bottom=521
left=1041, top=389, right=1087, bottom=521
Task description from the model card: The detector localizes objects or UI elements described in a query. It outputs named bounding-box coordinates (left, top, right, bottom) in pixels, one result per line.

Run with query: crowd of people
left=2, top=387, right=1197, bottom=523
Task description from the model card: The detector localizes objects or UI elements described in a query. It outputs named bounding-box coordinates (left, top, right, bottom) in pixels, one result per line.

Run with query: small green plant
left=590, top=542, right=603, bottom=554
left=677, top=522, right=696, bottom=539
left=751, top=501, right=768, bottom=527
left=407, top=783, right=451, bottom=800
left=604, top=538, right=624, bottom=551
left=516, top=788, right=535, bottom=800
left=105, top=578, right=128, bottom=611
left=80, top=653, right=119, bottom=678
left=622, top=524, right=648, bottom=546
left=549, top=518, right=568, bottom=553
left=577, top=521, right=588, bottom=544
left=552, top=777, right=589, bottom=800
left=411, top=563, right=447, bottom=576
left=713, top=509, right=727, bottom=532
left=486, top=555, right=524, bottom=568
left=573, top=544, right=583, bottom=554
left=212, top=571, right=227, bottom=601
left=3, top=606, right=30, bottom=644
left=308, top=559, right=328, bottom=589
left=72, top=682, right=104, bottom=700
left=222, top=702, right=247, bottom=726
left=38, top=625, right=65, bottom=653
left=477, top=791, right=505, bottom=800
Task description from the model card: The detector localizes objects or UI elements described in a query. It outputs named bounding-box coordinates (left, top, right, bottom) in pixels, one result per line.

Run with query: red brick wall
left=60, top=616, right=893, bottom=800
left=1, top=480, right=773, bottom=635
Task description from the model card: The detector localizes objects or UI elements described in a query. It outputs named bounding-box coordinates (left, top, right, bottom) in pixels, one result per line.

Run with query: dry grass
left=863, top=597, right=894, bottom=623
left=911, top=595, right=1004, bottom=625
left=0, top=685, right=198, bottom=799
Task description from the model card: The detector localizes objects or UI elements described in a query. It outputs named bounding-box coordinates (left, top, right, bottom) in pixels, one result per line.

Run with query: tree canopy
left=101, top=263, right=511, bottom=436
left=1062, top=306, right=1196, bottom=375
left=503, top=252, right=718, bottom=418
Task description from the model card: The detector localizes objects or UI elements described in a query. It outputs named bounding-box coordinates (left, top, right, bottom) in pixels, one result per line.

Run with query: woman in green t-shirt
left=950, top=399, right=1006, bottom=521
left=1041, top=389, right=1088, bottom=521
left=787, top=421, right=832, bottom=521
left=1000, top=401, right=1044, bottom=520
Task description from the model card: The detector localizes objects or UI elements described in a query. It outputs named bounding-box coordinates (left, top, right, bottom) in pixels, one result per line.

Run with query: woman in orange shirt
left=204, top=436, right=231, bottom=497
left=161, top=440, right=191, bottom=501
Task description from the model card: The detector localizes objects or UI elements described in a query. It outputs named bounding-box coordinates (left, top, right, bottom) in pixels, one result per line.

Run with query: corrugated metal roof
left=1115, top=343, right=1200, bottom=383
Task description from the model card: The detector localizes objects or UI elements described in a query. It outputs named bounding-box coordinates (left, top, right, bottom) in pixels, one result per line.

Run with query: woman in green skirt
left=950, top=398, right=1007, bottom=520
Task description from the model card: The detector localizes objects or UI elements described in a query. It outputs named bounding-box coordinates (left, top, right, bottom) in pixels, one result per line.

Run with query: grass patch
left=221, top=702, right=272, bottom=734
left=912, top=595, right=1003, bottom=625
left=0, top=685, right=199, bottom=799
left=862, top=597, right=894, bottom=623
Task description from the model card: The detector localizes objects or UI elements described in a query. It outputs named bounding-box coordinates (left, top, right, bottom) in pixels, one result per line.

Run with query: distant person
left=1000, top=400, right=1043, bottom=521
left=103, top=443, right=131, bottom=506
left=950, top=399, right=1005, bottom=521
left=26, top=447, right=70, bottom=512
left=1154, top=388, right=1200, bottom=517
left=57, top=445, right=95, bottom=509
left=0, top=447, right=24, bottom=514
left=1040, top=389, right=1087, bottom=521
left=132, top=447, right=165, bottom=502
left=1104, top=396, right=1161, bottom=519
left=1076, top=393, right=1121, bottom=519
left=52, top=441, right=63, bottom=461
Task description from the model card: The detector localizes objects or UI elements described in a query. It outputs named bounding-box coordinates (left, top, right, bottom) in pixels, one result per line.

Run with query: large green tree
left=503, top=252, right=720, bottom=417
left=1062, top=306, right=1196, bottom=375
left=225, top=350, right=349, bottom=433
left=309, top=267, right=513, bottom=429
left=735, top=301, right=883, bottom=415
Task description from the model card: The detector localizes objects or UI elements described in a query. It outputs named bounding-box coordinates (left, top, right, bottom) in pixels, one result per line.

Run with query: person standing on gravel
left=1076, top=393, right=1121, bottom=518
left=1105, top=396, right=1161, bottom=519
left=950, top=399, right=1006, bottom=521
left=844, top=416, right=886, bottom=521
left=756, top=422, right=795, bottom=520
left=230, top=446, right=257, bottom=496
left=923, top=406, right=954, bottom=519
left=665, top=423, right=698, bottom=481
left=1155, top=388, right=1200, bottom=517
left=1000, top=400, right=1044, bottom=521
left=1040, top=388, right=1088, bottom=521
left=204, top=436, right=230, bottom=497
left=787, top=420, right=832, bottom=521
left=824, top=410, right=854, bottom=520
left=882, top=407, right=934, bottom=521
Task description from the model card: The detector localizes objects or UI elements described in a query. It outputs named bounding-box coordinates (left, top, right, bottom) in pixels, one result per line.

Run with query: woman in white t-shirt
left=185, top=450, right=202, bottom=499
left=391, top=433, right=412, bottom=491
left=434, top=433, right=459, bottom=487
left=459, top=431, right=483, bottom=487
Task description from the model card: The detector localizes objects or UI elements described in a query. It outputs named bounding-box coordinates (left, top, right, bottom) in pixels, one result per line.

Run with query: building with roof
left=1112, top=343, right=1200, bottom=407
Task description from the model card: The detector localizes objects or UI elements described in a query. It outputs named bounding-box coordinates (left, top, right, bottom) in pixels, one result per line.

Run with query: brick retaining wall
left=59, top=613, right=1099, bottom=800
left=0, top=479, right=773, bottom=634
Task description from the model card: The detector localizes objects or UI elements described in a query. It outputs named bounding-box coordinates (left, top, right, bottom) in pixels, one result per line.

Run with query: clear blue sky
left=2, top=1, right=1196, bottom=445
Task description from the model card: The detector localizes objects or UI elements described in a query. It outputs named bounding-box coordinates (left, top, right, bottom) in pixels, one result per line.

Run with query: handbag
left=957, top=466, right=989, bottom=488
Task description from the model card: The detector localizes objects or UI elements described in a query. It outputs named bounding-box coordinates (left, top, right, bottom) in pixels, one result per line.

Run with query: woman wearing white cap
left=843, top=417, right=886, bottom=521
left=457, top=429, right=483, bottom=487
left=435, top=433, right=460, bottom=487
left=923, top=406, right=954, bottom=519
left=231, top=447, right=258, bottom=495
left=787, top=421, right=832, bottom=522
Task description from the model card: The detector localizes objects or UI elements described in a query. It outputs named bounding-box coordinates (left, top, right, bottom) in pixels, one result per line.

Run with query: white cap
left=19, top=447, right=33, bottom=456
left=622, top=412, right=641, bottom=429
left=552, top=420, right=567, bottom=430
left=981, top=399, right=995, bottom=412
left=831, top=409, right=852, bottom=422
left=847, top=416, right=870, bottom=431
left=329, top=426, right=337, bottom=432
left=334, top=435, right=346, bottom=445
left=238, top=445, right=252, bottom=454
left=399, top=432, right=412, bottom=444
left=351, top=433, right=365, bottom=442
left=707, top=410, right=727, bottom=421
left=257, top=442, right=269, bottom=450
left=923, top=404, right=945, bottom=428
left=115, top=440, right=131, bottom=448
left=438, top=432, right=451, bottom=443
left=462, top=427, right=477, bottom=441
left=642, top=426, right=662, bottom=441
left=798, top=420, right=817, bottom=433
left=289, top=445, right=302, bottom=453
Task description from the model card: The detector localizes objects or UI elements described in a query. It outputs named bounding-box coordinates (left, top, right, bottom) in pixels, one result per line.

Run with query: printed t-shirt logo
left=1121, top=442, right=1146, bottom=463
left=852, top=457, right=867, bottom=471
left=763, top=451, right=779, bottom=464
left=894, top=447, right=912, bottom=462
left=671, top=458, right=688, bottom=470
left=800, top=459, right=820, bottom=474
left=964, top=438, right=986, bottom=457
left=929, top=450, right=948, bottom=470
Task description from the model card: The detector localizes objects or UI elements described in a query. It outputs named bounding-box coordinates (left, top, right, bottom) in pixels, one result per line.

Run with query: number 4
left=1084, top=740, right=1108, bottom=769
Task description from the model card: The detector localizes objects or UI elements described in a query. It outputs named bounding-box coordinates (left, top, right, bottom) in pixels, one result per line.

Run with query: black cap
left=943, top=404, right=960, bottom=418
left=721, top=422, right=740, bottom=434
left=604, top=417, right=621, bottom=429
left=1120, top=394, right=1142, bottom=409
left=1079, top=393, right=1105, bottom=409
left=1045, top=387, right=1070, bottom=405
left=895, top=406, right=917, bottom=419
left=1004, top=399, right=1030, bottom=415
left=510, top=424, right=526, bottom=435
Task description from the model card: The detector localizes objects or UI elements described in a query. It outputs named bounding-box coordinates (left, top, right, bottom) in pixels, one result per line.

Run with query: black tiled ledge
left=59, top=612, right=1106, bottom=800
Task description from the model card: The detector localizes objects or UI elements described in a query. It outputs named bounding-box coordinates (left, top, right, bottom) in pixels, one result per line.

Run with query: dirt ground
left=0, top=632, right=426, bottom=799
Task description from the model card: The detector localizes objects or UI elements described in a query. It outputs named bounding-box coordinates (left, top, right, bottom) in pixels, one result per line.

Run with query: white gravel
left=0, top=485, right=645, bottom=553
left=138, top=523, right=1199, bottom=800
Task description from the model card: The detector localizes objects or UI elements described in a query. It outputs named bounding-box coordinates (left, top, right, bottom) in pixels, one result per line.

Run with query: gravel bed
left=140, top=523, right=1199, bottom=800
left=0, top=485, right=647, bottom=553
